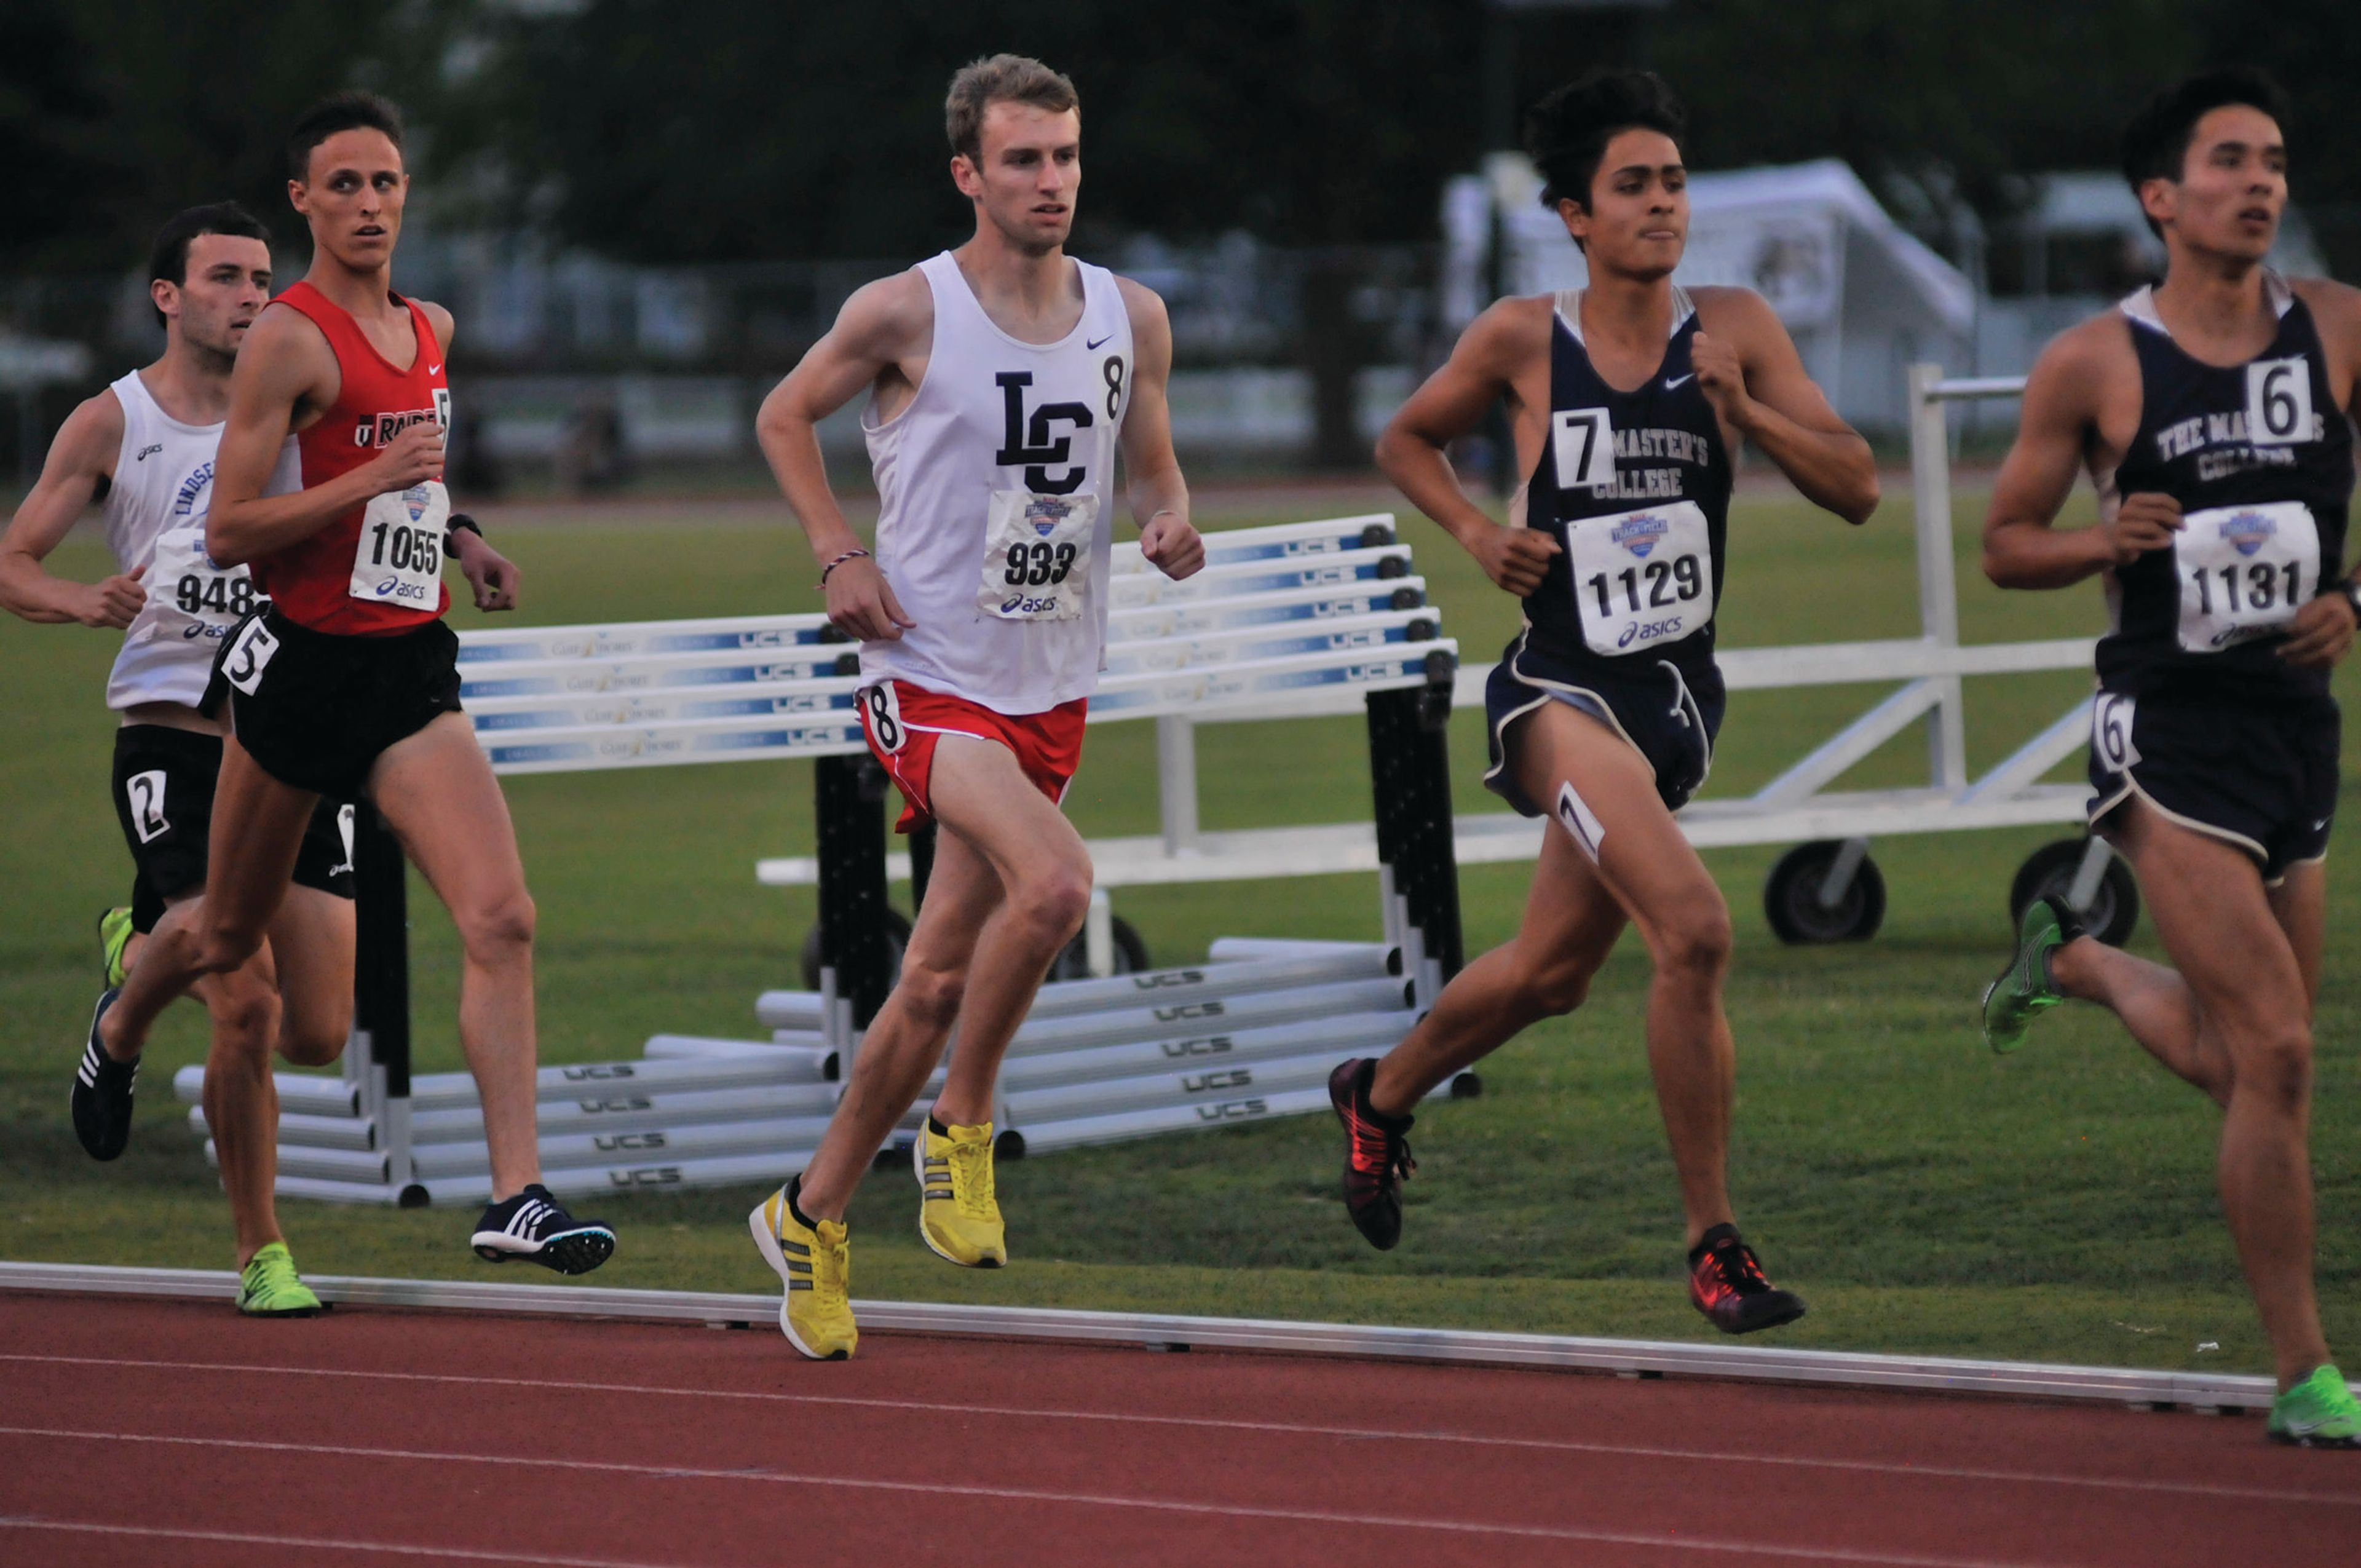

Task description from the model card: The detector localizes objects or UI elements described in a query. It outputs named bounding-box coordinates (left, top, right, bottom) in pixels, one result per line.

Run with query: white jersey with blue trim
left=858, top=251, right=1134, bottom=715
left=101, top=371, right=256, bottom=710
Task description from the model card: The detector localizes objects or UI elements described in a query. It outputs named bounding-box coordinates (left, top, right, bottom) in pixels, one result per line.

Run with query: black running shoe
left=471, top=1184, right=616, bottom=1275
left=1688, top=1223, right=1806, bottom=1334
left=1329, top=1058, right=1416, bottom=1251
left=71, top=988, right=136, bottom=1162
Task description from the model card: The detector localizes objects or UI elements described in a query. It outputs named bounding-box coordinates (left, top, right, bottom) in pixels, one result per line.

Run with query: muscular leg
left=100, top=735, right=316, bottom=1059
left=1380, top=702, right=1738, bottom=1246
left=1368, top=817, right=1626, bottom=1108
left=796, top=829, right=1006, bottom=1218
left=797, top=735, right=1091, bottom=1221
left=2092, top=800, right=2330, bottom=1388
left=266, top=884, right=356, bottom=1067
left=189, top=938, right=287, bottom=1269
left=368, top=713, right=542, bottom=1202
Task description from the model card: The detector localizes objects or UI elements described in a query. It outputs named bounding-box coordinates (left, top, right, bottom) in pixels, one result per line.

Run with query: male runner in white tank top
left=749, top=53, right=1203, bottom=1360
left=0, top=205, right=362, bottom=1314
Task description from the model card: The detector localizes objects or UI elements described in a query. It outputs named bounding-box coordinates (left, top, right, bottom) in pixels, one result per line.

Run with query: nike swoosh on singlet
left=1086, top=335, right=1115, bottom=350
left=1664, top=373, right=1696, bottom=390
left=428, top=364, right=441, bottom=376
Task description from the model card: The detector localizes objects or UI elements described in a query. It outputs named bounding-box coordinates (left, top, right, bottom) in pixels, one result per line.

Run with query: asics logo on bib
left=994, top=371, right=1094, bottom=494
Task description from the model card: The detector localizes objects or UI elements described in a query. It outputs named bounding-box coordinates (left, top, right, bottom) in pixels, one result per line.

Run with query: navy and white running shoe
left=71, top=988, right=136, bottom=1162
left=471, top=1184, right=616, bottom=1275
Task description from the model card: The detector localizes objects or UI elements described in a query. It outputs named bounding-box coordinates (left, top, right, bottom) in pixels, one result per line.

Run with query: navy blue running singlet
left=2099, top=272, right=2355, bottom=702
left=1516, top=286, right=1734, bottom=682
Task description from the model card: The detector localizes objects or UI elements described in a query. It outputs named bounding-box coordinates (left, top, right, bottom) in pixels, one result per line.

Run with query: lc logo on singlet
left=995, top=371, right=1093, bottom=494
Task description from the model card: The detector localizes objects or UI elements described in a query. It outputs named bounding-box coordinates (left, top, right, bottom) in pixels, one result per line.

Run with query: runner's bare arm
left=207, top=304, right=445, bottom=565
left=1690, top=288, right=1877, bottom=525
left=757, top=272, right=930, bottom=639
left=2276, top=277, right=2361, bottom=667
left=1375, top=296, right=1561, bottom=596
left=1114, top=281, right=1201, bottom=580
left=0, top=390, right=144, bottom=627
left=1982, top=321, right=2173, bottom=590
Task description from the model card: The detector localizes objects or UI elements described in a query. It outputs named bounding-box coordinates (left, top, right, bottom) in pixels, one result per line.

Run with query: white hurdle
left=174, top=514, right=1471, bottom=1205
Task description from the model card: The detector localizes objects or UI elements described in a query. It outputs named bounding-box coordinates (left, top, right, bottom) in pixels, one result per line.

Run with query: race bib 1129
left=1566, top=500, right=1712, bottom=657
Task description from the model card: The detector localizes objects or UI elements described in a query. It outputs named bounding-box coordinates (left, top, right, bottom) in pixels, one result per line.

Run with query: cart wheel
left=2007, top=839, right=2139, bottom=946
left=797, top=908, right=914, bottom=991
left=1046, top=915, right=1152, bottom=982
left=1763, top=841, right=1886, bottom=944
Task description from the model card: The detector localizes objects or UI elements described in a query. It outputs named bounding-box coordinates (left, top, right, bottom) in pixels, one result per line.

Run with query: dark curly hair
left=1524, top=68, right=1688, bottom=215
left=2120, top=66, right=2291, bottom=237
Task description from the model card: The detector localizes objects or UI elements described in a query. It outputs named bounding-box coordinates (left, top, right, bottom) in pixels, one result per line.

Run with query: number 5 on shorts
left=860, top=683, right=906, bottom=754
left=223, top=615, right=279, bottom=696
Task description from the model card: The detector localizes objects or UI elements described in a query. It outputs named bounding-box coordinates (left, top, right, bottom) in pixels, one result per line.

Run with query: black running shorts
left=1482, top=636, right=1726, bottom=814
left=218, top=606, right=464, bottom=799
left=2088, top=684, right=2339, bottom=882
left=111, top=724, right=355, bottom=933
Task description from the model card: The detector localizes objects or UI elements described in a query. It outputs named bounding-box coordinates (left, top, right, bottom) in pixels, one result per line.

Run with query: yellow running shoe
left=915, top=1117, right=1006, bottom=1268
left=97, top=906, right=134, bottom=989
left=237, top=1241, right=324, bottom=1317
left=748, top=1178, right=855, bottom=1361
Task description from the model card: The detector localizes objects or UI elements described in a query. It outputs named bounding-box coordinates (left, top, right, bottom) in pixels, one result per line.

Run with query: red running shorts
left=854, top=679, right=1087, bottom=833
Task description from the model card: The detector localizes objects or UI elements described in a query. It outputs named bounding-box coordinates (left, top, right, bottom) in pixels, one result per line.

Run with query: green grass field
left=5, top=480, right=2357, bottom=1375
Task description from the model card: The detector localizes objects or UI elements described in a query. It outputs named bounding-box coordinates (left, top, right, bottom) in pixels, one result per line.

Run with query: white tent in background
left=1444, top=156, right=1977, bottom=434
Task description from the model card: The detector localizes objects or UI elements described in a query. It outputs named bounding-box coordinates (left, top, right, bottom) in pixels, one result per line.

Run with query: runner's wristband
left=445, top=513, right=484, bottom=553
left=2341, top=577, right=2361, bottom=622
left=820, top=548, right=871, bottom=587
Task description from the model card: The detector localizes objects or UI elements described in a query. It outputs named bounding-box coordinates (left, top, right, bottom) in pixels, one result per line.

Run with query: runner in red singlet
left=90, top=92, right=617, bottom=1273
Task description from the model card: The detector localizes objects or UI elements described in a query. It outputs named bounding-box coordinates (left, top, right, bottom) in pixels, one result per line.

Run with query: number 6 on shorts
left=2092, top=692, right=2139, bottom=774
left=860, top=683, right=906, bottom=754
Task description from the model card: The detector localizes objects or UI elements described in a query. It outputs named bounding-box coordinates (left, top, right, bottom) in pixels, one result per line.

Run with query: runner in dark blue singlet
left=1980, top=67, right=2361, bottom=1446
left=1326, top=68, right=1878, bottom=1334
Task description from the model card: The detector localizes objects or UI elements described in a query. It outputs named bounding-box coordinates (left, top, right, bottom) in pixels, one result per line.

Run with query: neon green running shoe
left=2269, top=1364, right=2361, bottom=1448
left=237, top=1241, right=325, bottom=1318
left=1981, top=897, right=2075, bottom=1055
left=97, top=906, right=133, bottom=989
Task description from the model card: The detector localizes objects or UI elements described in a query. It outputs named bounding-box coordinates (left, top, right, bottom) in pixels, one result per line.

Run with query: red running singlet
left=251, top=280, right=452, bottom=635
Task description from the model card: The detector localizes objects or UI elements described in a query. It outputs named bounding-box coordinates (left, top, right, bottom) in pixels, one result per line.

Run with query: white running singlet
left=102, top=371, right=254, bottom=710
left=858, top=251, right=1134, bottom=714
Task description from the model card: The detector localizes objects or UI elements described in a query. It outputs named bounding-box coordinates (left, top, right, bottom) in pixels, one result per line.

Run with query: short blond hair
left=945, top=53, right=1078, bottom=164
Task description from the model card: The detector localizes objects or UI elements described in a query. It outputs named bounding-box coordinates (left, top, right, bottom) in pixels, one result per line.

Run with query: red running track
left=0, top=1292, right=2355, bottom=1567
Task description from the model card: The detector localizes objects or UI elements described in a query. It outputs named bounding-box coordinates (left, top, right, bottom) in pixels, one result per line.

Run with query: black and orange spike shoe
left=1688, top=1223, right=1806, bottom=1334
left=1329, top=1058, right=1417, bottom=1251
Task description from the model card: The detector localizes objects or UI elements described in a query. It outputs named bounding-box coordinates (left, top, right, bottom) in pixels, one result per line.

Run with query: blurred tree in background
left=15, top=0, right=2357, bottom=275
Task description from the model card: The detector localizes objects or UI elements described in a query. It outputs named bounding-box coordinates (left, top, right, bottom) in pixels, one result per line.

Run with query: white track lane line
left=0, top=1424, right=2063, bottom=1567
left=0, top=1518, right=668, bottom=1567
left=2, top=1351, right=2347, bottom=1511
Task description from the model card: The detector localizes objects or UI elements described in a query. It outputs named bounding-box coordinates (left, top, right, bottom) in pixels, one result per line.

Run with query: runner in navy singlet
left=1979, top=68, right=2361, bottom=1445
left=1327, top=69, right=1878, bottom=1334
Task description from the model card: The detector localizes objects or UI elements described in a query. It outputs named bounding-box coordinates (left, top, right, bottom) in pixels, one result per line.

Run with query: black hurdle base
left=350, top=806, right=429, bottom=1208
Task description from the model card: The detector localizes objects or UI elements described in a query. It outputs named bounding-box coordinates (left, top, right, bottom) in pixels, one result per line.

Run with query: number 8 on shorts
left=859, top=683, right=906, bottom=754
